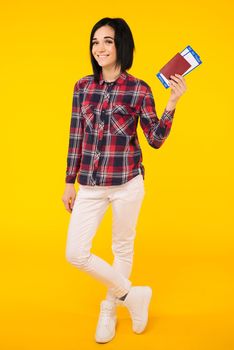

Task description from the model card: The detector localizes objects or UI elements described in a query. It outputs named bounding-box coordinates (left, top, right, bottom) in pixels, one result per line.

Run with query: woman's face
left=91, top=25, right=118, bottom=69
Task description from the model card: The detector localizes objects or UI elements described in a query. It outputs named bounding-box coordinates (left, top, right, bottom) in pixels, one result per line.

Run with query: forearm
left=65, top=83, right=84, bottom=184
left=65, top=121, right=83, bottom=183
left=165, top=99, right=177, bottom=112
left=65, top=149, right=82, bottom=184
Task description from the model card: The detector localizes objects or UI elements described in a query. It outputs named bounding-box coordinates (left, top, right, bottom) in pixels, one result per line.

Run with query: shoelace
left=99, top=307, right=115, bottom=326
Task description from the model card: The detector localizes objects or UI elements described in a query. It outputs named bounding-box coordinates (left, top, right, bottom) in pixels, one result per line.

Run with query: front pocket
left=81, top=103, right=96, bottom=133
left=110, top=104, right=136, bottom=136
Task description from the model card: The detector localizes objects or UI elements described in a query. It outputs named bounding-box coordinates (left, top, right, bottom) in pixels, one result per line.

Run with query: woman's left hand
left=168, top=74, right=187, bottom=103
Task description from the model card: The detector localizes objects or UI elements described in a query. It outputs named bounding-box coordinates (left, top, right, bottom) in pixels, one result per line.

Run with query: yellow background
left=1, top=0, right=233, bottom=349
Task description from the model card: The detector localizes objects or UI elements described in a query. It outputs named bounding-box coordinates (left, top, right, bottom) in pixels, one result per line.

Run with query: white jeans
left=65, top=173, right=145, bottom=299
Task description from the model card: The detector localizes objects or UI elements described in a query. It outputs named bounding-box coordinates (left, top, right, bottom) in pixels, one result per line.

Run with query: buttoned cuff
left=163, top=108, right=176, bottom=118
left=65, top=175, right=77, bottom=184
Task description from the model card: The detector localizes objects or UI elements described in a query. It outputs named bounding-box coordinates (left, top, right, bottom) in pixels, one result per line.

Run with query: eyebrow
left=92, top=36, right=114, bottom=41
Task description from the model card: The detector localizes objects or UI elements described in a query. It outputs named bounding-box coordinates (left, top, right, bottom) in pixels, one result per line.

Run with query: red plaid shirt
left=65, top=70, right=175, bottom=186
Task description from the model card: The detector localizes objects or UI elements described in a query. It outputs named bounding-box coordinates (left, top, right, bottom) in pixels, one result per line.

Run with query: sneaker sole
left=95, top=318, right=117, bottom=343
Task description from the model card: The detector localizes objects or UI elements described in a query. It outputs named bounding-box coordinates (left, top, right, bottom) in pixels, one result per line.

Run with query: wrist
left=165, top=99, right=178, bottom=111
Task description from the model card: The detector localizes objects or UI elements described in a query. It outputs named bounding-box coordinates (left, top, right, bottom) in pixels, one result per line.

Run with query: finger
left=68, top=198, right=74, bottom=211
left=174, top=74, right=186, bottom=83
left=64, top=200, right=72, bottom=213
left=70, top=195, right=76, bottom=209
left=169, top=79, right=184, bottom=93
left=169, top=79, right=182, bottom=91
left=170, top=85, right=180, bottom=97
left=174, top=74, right=184, bottom=80
left=170, top=76, right=184, bottom=88
left=170, top=75, right=180, bottom=83
left=175, top=74, right=187, bottom=89
left=169, top=79, right=181, bottom=90
left=171, top=75, right=186, bottom=88
left=169, top=82, right=183, bottom=96
left=174, top=84, right=184, bottom=95
left=168, top=81, right=176, bottom=92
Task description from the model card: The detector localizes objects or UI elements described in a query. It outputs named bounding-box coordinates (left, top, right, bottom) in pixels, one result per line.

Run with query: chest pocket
left=81, top=103, right=96, bottom=133
left=110, top=104, right=136, bottom=136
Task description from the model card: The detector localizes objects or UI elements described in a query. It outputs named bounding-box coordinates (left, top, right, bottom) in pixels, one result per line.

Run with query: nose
left=96, top=42, right=105, bottom=52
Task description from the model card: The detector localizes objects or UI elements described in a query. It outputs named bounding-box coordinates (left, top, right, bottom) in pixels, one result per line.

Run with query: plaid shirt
left=65, top=70, right=175, bottom=186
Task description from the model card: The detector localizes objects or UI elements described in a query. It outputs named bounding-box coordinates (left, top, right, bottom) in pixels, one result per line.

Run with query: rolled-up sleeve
left=65, top=81, right=84, bottom=183
left=139, top=86, right=176, bottom=149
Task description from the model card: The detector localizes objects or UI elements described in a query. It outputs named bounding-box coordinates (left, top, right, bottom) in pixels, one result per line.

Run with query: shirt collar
left=99, top=70, right=127, bottom=86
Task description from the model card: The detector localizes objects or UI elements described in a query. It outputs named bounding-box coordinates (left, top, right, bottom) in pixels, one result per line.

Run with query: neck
left=102, top=66, right=122, bottom=82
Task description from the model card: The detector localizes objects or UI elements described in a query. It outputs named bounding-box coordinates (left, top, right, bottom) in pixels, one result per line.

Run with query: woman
left=62, top=17, right=186, bottom=343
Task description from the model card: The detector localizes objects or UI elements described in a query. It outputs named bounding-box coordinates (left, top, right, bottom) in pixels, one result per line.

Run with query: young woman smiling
left=62, top=17, right=187, bottom=343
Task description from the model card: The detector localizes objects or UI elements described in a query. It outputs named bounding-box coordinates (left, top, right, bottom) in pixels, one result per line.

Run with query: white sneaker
left=120, top=286, right=152, bottom=334
left=95, top=300, right=117, bottom=343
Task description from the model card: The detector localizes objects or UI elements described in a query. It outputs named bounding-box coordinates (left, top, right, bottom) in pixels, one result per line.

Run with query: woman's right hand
left=62, top=184, right=77, bottom=213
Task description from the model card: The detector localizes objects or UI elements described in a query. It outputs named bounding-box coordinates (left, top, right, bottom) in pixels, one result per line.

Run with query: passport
left=156, top=45, right=202, bottom=88
left=160, top=52, right=191, bottom=80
